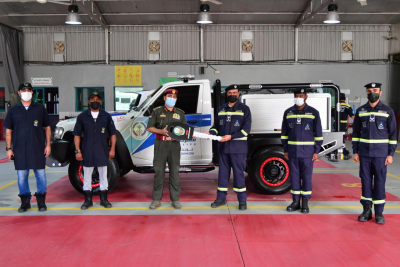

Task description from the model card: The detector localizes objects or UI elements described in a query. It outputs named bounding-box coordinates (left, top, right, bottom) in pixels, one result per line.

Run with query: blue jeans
left=17, top=169, right=47, bottom=195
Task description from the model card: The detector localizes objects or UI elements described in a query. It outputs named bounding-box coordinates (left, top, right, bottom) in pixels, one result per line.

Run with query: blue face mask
left=166, top=97, right=176, bottom=107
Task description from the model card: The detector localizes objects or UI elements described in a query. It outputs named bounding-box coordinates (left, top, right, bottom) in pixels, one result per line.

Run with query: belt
left=156, top=134, right=173, bottom=141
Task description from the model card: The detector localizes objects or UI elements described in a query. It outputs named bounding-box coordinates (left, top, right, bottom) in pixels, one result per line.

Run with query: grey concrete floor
left=1, top=140, right=400, bottom=216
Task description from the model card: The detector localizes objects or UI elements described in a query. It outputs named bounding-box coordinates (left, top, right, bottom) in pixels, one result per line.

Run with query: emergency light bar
left=177, top=74, right=196, bottom=82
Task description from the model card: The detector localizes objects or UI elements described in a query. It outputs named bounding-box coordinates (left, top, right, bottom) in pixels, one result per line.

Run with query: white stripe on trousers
left=83, top=166, right=108, bottom=191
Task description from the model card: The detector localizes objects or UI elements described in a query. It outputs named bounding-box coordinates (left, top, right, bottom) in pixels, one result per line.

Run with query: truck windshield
left=133, top=86, right=163, bottom=111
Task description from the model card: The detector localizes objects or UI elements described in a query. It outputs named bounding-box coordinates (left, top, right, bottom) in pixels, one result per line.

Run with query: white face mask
left=294, top=97, right=304, bottom=106
left=21, top=92, right=33, bottom=102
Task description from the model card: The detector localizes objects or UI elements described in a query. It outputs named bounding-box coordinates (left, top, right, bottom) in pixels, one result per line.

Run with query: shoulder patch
left=154, top=106, right=163, bottom=110
left=176, top=107, right=185, bottom=114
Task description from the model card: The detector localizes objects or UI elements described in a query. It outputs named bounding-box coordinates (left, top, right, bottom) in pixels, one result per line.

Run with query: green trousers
left=152, top=139, right=181, bottom=201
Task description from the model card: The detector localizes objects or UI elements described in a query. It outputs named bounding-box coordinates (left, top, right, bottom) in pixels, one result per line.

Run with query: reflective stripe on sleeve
left=314, top=137, right=323, bottom=141
left=241, top=129, right=248, bottom=136
left=281, top=136, right=288, bottom=139
left=217, top=187, right=228, bottom=191
left=210, top=128, right=218, bottom=134
left=352, top=138, right=360, bottom=142
left=234, top=137, right=247, bottom=140
left=288, top=141, right=315, bottom=145
left=389, top=140, right=398, bottom=145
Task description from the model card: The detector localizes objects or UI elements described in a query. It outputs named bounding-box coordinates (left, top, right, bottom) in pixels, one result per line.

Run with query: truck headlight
left=54, top=127, right=64, bottom=139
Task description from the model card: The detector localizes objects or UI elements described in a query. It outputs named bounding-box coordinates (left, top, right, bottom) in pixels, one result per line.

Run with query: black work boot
left=375, top=212, right=385, bottom=225
left=239, top=201, right=247, bottom=210
left=211, top=199, right=227, bottom=208
left=100, top=190, right=112, bottom=208
left=286, top=199, right=300, bottom=212
left=301, top=198, right=310, bottom=214
left=18, top=193, right=32, bottom=213
left=81, top=190, right=93, bottom=210
left=34, top=192, right=47, bottom=212
left=358, top=202, right=372, bottom=222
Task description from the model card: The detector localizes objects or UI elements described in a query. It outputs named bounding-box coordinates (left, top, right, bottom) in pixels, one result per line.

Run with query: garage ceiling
left=1, top=0, right=400, bottom=29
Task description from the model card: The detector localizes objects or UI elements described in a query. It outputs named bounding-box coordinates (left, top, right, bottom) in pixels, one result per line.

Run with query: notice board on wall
left=115, top=66, right=142, bottom=86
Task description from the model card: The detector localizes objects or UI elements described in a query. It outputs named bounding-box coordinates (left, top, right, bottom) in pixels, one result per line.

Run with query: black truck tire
left=68, top=157, right=120, bottom=195
left=248, top=146, right=291, bottom=194
left=120, top=169, right=131, bottom=176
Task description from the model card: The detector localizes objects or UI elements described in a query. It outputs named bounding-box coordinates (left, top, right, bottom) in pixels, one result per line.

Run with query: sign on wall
left=31, top=78, right=53, bottom=86
left=115, top=66, right=142, bottom=86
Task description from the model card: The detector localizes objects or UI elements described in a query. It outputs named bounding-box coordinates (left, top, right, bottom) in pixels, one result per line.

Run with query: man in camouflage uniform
left=147, top=89, right=187, bottom=209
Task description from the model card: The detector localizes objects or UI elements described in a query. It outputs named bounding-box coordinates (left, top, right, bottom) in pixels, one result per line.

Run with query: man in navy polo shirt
left=4, top=82, right=51, bottom=213
left=73, top=92, right=117, bottom=210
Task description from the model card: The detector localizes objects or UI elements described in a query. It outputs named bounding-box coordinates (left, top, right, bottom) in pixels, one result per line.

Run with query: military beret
left=164, top=88, right=178, bottom=95
left=226, top=84, right=240, bottom=92
left=364, top=83, right=382, bottom=89
left=340, top=93, right=346, bottom=100
left=293, top=88, right=307, bottom=94
left=88, top=91, right=102, bottom=100
left=18, top=83, right=33, bottom=91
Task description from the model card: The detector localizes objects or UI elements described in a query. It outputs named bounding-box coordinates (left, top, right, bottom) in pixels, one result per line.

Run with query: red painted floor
left=1, top=214, right=400, bottom=267
left=313, top=159, right=336, bottom=168
left=45, top=173, right=400, bottom=203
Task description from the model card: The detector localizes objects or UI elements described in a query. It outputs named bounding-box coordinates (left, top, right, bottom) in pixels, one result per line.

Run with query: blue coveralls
left=281, top=104, right=323, bottom=200
left=209, top=101, right=252, bottom=202
left=352, top=101, right=397, bottom=212
left=339, top=102, right=354, bottom=156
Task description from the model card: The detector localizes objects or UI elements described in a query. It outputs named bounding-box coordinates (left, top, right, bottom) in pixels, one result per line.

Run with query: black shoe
left=34, top=192, right=47, bottom=212
left=18, top=193, right=32, bottom=213
left=100, top=190, right=112, bottom=208
left=81, top=190, right=93, bottom=210
left=358, top=203, right=372, bottom=222
left=286, top=199, right=300, bottom=212
left=344, top=155, right=352, bottom=160
left=375, top=212, right=385, bottom=225
left=239, top=201, right=247, bottom=210
left=301, top=198, right=310, bottom=214
left=211, top=199, right=227, bottom=208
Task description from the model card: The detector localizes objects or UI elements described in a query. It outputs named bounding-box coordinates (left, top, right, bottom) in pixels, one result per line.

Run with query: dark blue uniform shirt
left=339, top=102, right=354, bottom=131
left=281, top=104, right=323, bottom=158
left=209, top=101, right=252, bottom=154
left=352, top=101, right=397, bottom=157
left=73, top=109, right=117, bottom=167
left=3, top=102, right=50, bottom=170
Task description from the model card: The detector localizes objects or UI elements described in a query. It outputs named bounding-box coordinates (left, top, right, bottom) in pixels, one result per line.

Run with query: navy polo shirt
left=73, top=109, right=117, bottom=167
left=3, top=102, right=50, bottom=170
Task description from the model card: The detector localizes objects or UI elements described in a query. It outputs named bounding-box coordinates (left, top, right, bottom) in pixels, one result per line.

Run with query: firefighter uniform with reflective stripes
left=352, top=100, right=397, bottom=213
left=281, top=104, right=323, bottom=200
left=209, top=100, right=251, bottom=202
left=339, top=97, right=355, bottom=157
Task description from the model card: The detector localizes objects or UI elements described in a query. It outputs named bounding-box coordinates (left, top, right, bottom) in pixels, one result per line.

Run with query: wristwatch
left=6, top=147, right=12, bottom=151
left=75, top=149, right=81, bottom=154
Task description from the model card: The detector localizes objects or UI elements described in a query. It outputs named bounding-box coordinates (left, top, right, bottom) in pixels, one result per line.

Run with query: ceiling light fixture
left=37, top=0, right=47, bottom=3
left=324, top=3, right=340, bottom=24
left=65, top=4, right=82, bottom=25
left=197, top=4, right=213, bottom=24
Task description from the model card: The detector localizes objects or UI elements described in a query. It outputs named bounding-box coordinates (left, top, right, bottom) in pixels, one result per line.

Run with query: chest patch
left=227, top=115, right=231, bottom=122
left=34, top=120, right=38, bottom=127
left=101, top=127, right=105, bottom=133
left=305, top=123, right=310, bottom=130
left=234, top=120, right=240, bottom=127
left=288, top=123, right=293, bottom=129
left=296, top=118, right=301, bottom=124
left=220, top=119, right=224, bottom=126
left=369, top=114, right=375, bottom=122
left=173, top=113, right=180, bottom=120
left=378, top=121, right=384, bottom=130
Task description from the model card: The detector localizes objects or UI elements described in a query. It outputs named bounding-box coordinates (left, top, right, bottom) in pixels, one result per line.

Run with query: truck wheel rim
left=259, top=157, right=289, bottom=187
left=78, top=166, right=100, bottom=188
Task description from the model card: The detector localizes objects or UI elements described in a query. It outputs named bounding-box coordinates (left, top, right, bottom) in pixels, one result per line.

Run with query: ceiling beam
left=295, top=0, right=335, bottom=28
left=74, top=0, right=108, bottom=29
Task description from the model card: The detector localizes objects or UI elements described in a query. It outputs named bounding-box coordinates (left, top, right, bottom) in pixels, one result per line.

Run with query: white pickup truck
left=48, top=78, right=344, bottom=195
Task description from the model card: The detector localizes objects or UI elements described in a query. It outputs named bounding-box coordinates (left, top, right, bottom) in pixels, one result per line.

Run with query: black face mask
left=227, top=95, right=238, bottom=103
left=89, top=101, right=101, bottom=110
left=367, top=93, right=380, bottom=103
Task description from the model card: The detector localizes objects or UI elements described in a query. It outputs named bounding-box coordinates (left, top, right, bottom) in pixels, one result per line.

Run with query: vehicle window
left=121, top=98, right=131, bottom=104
